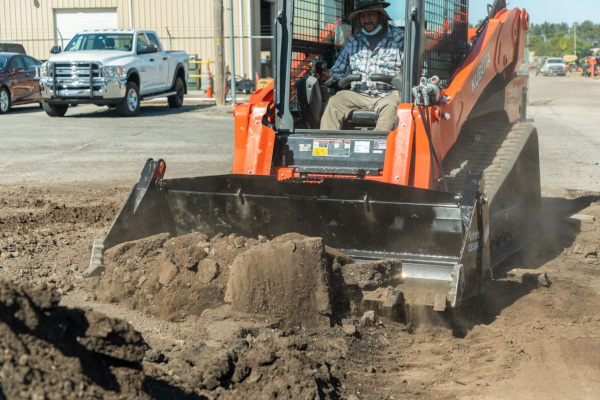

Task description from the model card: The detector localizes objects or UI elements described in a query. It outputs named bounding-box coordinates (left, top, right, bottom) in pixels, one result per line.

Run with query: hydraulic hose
left=416, top=103, right=448, bottom=192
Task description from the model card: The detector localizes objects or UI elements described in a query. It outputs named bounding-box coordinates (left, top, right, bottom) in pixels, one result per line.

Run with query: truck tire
left=168, top=77, right=185, bottom=108
left=117, top=81, right=140, bottom=117
left=42, top=101, right=68, bottom=117
left=0, top=87, right=10, bottom=114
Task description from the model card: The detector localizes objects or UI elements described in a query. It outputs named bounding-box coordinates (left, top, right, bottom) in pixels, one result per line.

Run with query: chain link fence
left=0, top=42, right=27, bottom=54
left=186, top=35, right=274, bottom=96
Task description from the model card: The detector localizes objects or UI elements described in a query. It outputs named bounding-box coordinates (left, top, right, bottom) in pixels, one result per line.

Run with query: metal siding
left=1, top=0, right=256, bottom=75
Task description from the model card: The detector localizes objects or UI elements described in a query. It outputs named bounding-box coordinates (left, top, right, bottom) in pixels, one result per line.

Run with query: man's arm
left=322, top=37, right=355, bottom=87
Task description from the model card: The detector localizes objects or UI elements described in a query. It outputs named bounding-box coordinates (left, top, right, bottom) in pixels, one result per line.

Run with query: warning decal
left=354, top=141, right=370, bottom=154
left=312, top=140, right=351, bottom=157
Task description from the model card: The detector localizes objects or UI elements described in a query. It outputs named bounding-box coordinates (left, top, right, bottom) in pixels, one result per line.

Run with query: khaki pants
left=320, top=90, right=401, bottom=131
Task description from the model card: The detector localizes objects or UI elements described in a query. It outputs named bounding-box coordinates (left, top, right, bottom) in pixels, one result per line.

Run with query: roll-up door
left=54, top=9, right=118, bottom=48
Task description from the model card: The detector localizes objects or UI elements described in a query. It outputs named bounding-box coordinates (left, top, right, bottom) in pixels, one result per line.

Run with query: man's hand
left=318, top=68, right=331, bottom=82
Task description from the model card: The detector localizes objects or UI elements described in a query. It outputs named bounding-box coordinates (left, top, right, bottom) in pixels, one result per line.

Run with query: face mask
left=362, top=24, right=383, bottom=36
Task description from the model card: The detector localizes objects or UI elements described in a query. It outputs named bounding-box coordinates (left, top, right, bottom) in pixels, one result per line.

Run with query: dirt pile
left=148, top=323, right=343, bottom=399
left=225, top=236, right=334, bottom=328
left=95, top=232, right=262, bottom=321
left=96, top=231, right=366, bottom=328
left=0, top=280, right=148, bottom=400
left=0, top=278, right=345, bottom=399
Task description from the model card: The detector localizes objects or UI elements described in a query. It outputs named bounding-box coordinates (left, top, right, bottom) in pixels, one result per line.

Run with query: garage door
left=55, top=9, right=118, bottom=48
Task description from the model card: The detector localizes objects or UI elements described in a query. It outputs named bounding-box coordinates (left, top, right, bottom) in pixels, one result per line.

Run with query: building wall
left=0, top=0, right=267, bottom=80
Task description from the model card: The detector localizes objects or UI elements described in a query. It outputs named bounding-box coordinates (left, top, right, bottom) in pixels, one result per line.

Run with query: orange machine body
left=232, top=7, right=529, bottom=190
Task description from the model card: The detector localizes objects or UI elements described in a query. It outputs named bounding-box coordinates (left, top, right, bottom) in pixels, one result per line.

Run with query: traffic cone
left=206, top=71, right=213, bottom=98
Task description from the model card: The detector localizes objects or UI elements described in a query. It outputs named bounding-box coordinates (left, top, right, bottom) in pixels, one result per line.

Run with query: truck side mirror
left=50, top=45, right=62, bottom=54
left=138, top=45, right=158, bottom=55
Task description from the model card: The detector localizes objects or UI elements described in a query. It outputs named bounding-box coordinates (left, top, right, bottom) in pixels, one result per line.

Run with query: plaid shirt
left=329, top=25, right=404, bottom=97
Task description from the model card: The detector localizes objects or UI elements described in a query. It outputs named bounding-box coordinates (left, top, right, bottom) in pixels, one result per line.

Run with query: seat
left=344, top=110, right=379, bottom=129
left=105, top=38, right=115, bottom=49
left=296, top=78, right=383, bottom=130
left=93, top=39, right=105, bottom=50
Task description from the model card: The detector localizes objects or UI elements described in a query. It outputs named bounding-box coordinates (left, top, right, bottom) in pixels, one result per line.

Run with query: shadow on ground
left=447, top=192, right=600, bottom=335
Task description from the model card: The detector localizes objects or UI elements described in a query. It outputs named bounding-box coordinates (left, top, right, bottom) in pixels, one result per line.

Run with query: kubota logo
left=471, top=52, right=491, bottom=94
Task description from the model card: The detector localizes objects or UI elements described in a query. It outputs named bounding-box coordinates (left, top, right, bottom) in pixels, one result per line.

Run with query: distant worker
left=320, top=0, right=404, bottom=131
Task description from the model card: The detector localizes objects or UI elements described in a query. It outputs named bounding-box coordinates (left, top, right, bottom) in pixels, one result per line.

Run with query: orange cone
left=206, top=72, right=213, bottom=98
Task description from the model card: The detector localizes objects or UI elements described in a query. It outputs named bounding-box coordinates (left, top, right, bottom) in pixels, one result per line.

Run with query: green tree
left=529, top=21, right=600, bottom=57
left=574, top=21, right=600, bottom=47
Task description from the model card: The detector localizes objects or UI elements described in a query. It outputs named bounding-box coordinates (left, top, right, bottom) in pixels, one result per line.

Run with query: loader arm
left=383, top=6, right=531, bottom=189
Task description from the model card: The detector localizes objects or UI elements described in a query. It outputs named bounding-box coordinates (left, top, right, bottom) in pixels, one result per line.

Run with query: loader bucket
left=85, top=160, right=489, bottom=309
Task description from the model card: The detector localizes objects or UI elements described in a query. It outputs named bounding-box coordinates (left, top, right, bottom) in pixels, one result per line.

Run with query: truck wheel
left=168, top=77, right=185, bottom=108
left=0, top=87, right=11, bottom=114
left=42, top=101, right=68, bottom=117
left=117, top=82, right=140, bottom=117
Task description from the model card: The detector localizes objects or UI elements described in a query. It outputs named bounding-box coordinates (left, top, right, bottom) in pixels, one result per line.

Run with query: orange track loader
left=88, top=0, right=540, bottom=311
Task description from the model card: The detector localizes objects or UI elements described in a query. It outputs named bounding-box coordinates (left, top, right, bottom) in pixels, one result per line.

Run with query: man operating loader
left=320, top=0, right=404, bottom=131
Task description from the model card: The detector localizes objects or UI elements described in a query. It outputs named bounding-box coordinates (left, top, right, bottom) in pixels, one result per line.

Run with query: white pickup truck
left=38, top=29, right=188, bottom=117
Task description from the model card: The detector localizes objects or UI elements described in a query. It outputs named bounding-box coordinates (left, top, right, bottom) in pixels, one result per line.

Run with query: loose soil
left=1, top=184, right=600, bottom=399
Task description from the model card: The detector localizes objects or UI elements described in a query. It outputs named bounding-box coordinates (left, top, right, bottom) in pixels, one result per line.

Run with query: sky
left=387, top=1, right=598, bottom=26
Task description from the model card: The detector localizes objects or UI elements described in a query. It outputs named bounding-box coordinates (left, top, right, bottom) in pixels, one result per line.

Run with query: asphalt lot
left=1, top=74, right=599, bottom=195
left=0, top=100, right=235, bottom=186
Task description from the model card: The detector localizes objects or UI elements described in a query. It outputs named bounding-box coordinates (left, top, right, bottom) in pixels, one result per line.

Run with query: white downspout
left=247, top=0, right=253, bottom=80
left=128, top=0, right=133, bottom=29
left=238, top=0, right=244, bottom=77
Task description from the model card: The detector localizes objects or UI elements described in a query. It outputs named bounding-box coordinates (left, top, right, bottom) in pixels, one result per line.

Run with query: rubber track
left=441, top=122, right=536, bottom=201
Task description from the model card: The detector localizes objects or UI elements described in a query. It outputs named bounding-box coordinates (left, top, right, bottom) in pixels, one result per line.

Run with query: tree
left=575, top=21, right=600, bottom=47
left=529, top=21, right=600, bottom=57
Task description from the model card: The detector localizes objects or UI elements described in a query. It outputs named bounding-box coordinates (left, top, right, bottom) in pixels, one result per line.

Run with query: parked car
left=227, top=75, right=254, bottom=94
left=539, top=57, right=567, bottom=76
left=0, top=53, right=42, bottom=114
left=37, top=29, right=189, bottom=117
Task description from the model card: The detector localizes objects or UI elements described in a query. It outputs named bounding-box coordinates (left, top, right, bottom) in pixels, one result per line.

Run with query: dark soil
left=1, top=185, right=600, bottom=399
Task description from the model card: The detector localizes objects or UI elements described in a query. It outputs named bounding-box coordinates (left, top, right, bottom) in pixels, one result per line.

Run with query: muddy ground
left=1, top=182, right=599, bottom=399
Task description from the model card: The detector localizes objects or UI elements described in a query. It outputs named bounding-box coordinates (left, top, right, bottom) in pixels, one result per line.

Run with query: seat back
left=93, top=38, right=105, bottom=50
left=295, top=76, right=323, bottom=129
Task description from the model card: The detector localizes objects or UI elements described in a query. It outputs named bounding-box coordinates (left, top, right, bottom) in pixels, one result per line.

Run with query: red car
left=0, top=52, right=42, bottom=114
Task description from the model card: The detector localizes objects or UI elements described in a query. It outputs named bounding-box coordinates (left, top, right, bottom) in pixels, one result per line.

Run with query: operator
left=320, top=0, right=404, bottom=131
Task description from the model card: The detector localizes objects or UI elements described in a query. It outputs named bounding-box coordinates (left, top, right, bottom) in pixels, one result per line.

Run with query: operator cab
left=272, top=0, right=468, bottom=178
left=294, top=4, right=406, bottom=131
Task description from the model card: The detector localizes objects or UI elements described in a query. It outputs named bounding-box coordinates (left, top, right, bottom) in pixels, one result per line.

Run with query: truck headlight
left=103, top=66, right=126, bottom=78
left=38, top=63, right=52, bottom=78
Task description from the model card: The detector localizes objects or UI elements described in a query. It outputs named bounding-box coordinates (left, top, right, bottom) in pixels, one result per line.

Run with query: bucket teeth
left=79, top=239, right=105, bottom=278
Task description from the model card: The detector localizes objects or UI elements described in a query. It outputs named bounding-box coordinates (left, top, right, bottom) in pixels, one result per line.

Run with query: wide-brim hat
left=349, top=2, right=392, bottom=21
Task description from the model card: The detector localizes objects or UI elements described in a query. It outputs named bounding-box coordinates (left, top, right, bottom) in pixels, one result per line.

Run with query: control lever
left=371, top=73, right=403, bottom=90
left=337, top=74, right=361, bottom=89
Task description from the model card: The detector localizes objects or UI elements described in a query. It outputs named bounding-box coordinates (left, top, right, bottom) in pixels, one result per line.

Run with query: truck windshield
left=64, top=34, right=134, bottom=52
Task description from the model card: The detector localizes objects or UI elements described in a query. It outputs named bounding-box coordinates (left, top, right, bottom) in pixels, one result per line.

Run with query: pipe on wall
left=128, top=0, right=133, bottom=28
left=247, top=0, right=253, bottom=79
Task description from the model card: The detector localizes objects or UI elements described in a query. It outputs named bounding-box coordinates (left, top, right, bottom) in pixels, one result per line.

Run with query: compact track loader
left=88, top=0, right=540, bottom=313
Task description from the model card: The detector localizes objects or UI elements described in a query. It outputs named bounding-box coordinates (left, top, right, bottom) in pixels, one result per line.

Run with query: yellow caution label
left=313, top=147, right=328, bottom=156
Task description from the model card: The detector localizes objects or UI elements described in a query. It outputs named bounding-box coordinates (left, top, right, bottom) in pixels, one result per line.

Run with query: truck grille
left=52, top=62, right=102, bottom=78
